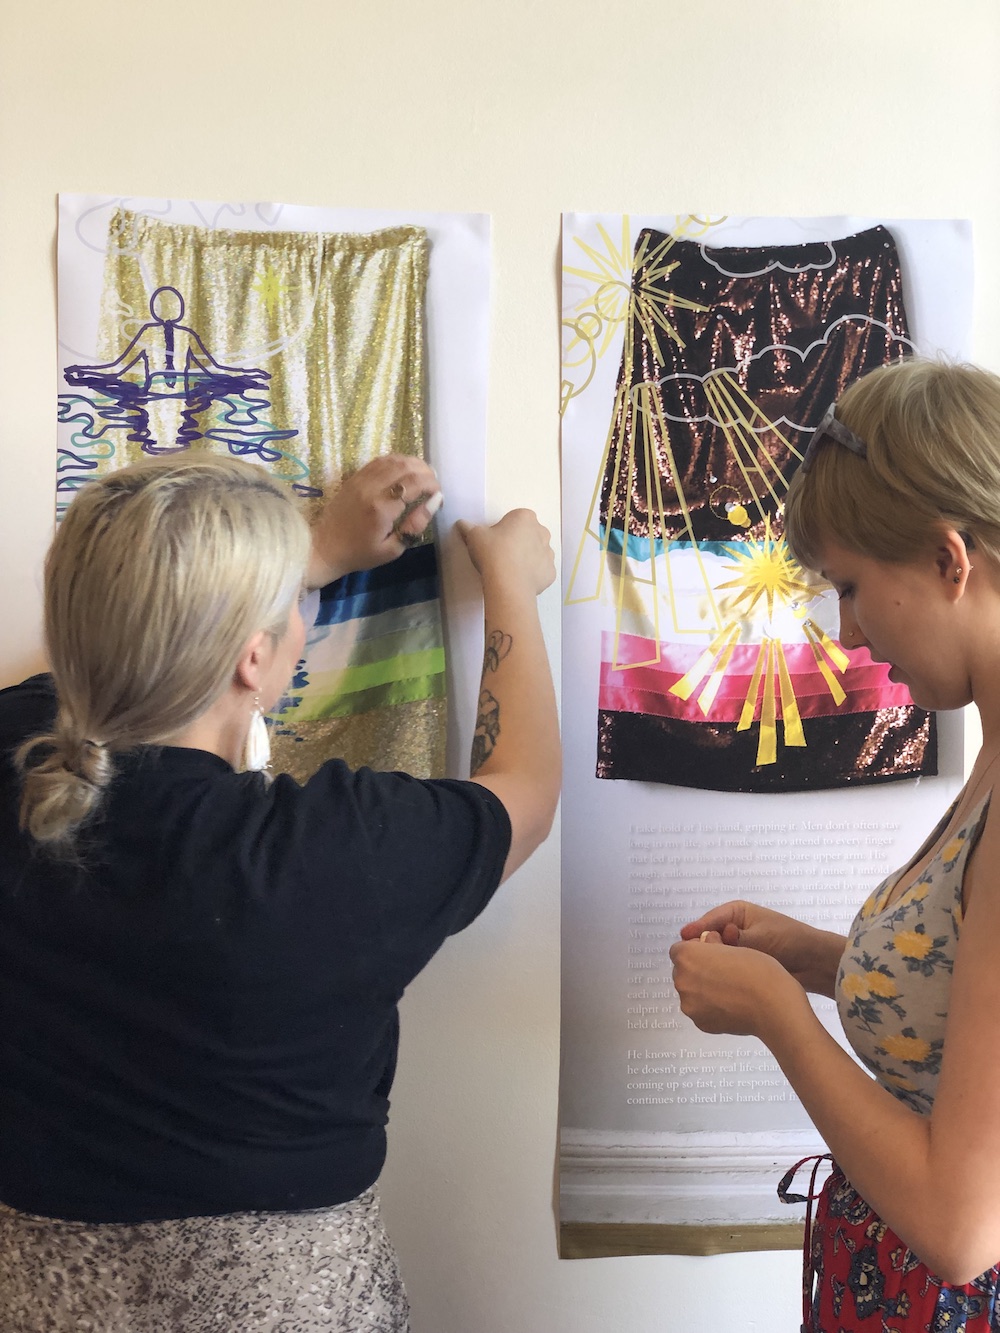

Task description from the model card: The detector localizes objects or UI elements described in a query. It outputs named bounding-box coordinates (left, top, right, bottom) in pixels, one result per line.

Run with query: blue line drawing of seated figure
left=63, top=286, right=273, bottom=453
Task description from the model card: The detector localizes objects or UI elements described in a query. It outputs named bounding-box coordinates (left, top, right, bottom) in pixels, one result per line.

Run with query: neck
left=959, top=563, right=1000, bottom=751
left=168, top=688, right=253, bottom=769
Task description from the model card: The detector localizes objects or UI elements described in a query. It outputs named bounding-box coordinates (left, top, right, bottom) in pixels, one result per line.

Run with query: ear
left=934, top=528, right=973, bottom=595
left=233, top=630, right=273, bottom=693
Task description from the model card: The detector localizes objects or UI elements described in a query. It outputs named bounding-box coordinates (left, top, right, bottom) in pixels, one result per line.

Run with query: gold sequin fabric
left=95, top=209, right=428, bottom=484
left=0, top=1185, right=409, bottom=1332
left=272, top=698, right=446, bottom=783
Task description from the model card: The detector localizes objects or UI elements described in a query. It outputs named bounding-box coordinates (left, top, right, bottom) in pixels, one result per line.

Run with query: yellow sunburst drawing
left=715, top=518, right=815, bottom=622
left=564, top=224, right=809, bottom=651
left=562, top=216, right=635, bottom=373
left=667, top=530, right=849, bottom=765
left=561, top=215, right=723, bottom=415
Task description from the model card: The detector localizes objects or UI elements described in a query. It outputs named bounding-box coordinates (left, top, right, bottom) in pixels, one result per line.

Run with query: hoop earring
left=243, top=694, right=271, bottom=772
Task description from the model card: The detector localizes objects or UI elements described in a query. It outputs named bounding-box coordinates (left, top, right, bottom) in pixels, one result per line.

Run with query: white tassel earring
left=243, top=693, right=271, bottom=773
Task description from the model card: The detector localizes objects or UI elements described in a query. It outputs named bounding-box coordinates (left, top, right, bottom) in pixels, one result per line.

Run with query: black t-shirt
left=0, top=675, right=511, bottom=1223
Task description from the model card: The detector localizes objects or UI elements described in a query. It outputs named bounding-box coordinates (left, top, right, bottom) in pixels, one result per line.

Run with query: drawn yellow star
left=252, top=265, right=289, bottom=315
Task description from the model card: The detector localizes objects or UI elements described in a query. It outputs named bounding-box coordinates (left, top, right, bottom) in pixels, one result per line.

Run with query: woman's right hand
left=455, top=509, right=556, bottom=596
left=679, top=900, right=846, bottom=997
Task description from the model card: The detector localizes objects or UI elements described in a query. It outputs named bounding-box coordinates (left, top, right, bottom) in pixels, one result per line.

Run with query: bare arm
left=671, top=807, right=1000, bottom=1283
left=456, top=511, right=560, bottom=880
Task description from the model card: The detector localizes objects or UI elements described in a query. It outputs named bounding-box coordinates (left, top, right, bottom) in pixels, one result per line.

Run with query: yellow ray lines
left=563, top=217, right=634, bottom=367
left=669, top=623, right=741, bottom=713
left=636, top=386, right=725, bottom=640
left=775, top=641, right=806, bottom=748
left=735, top=639, right=804, bottom=767
left=565, top=360, right=632, bottom=609
left=803, top=618, right=850, bottom=705
left=562, top=219, right=712, bottom=408
left=667, top=612, right=851, bottom=768
left=703, top=374, right=800, bottom=522
left=610, top=370, right=661, bottom=669
left=629, top=231, right=709, bottom=354
left=741, top=619, right=849, bottom=767
left=564, top=216, right=823, bottom=725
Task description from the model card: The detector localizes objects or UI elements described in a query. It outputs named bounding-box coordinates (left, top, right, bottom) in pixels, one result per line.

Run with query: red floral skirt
left=779, top=1156, right=1000, bottom=1332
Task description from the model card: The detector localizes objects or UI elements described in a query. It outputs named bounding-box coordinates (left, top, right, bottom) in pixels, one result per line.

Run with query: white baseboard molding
left=559, top=1127, right=831, bottom=1225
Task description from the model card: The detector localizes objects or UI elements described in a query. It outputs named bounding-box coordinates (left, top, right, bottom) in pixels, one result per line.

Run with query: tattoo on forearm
left=470, top=630, right=509, bottom=774
left=470, top=689, right=501, bottom=775
left=482, top=630, right=512, bottom=674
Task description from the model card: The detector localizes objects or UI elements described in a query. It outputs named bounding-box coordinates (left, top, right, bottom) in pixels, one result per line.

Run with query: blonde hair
left=784, top=360, right=1000, bottom=572
left=18, top=455, right=311, bottom=850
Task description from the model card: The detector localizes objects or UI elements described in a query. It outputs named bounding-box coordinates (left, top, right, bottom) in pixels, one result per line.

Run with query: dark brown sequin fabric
left=600, top=225, right=912, bottom=546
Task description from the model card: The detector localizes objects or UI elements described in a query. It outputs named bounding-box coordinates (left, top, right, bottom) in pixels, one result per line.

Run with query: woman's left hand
left=307, top=454, right=443, bottom=589
left=669, top=934, right=806, bottom=1038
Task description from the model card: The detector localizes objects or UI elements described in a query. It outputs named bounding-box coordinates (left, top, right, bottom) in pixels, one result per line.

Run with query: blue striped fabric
left=316, top=543, right=441, bottom=625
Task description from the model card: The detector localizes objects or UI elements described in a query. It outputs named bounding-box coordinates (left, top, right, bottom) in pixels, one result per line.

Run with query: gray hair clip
left=799, top=403, right=868, bottom=474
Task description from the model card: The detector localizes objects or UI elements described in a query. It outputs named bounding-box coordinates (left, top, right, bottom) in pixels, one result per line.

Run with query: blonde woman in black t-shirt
left=0, top=453, right=558, bottom=1332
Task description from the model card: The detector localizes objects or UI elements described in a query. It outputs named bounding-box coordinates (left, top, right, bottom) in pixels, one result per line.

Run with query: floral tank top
left=836, top=792, right=990, bottom=1115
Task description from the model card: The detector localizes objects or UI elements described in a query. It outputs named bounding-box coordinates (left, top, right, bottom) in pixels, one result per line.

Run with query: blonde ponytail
left=17, top=724, right=112, bottom=849
left=18, top=454, right=310, bottom=850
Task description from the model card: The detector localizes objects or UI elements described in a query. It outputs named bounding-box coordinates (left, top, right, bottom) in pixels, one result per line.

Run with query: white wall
left=2, top=3, right=998, bottom=1329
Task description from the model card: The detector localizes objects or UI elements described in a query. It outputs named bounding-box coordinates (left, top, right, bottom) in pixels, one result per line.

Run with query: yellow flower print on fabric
left=878, top=1033, right=931, bottom=1064
left=857, top=874, right=896, bottom=921
left=890, top=925, right=953, bottom=978
left=858, top=894, right=881, bottom=923
left=865, top=972, right=898, bottom=999
left=941, top=834, right=966, bottom=869
left=838, top=792, right=990, bottom=1115
left=895, top=930, right=933, bottom=960
left=840, top=952, right=907, bottom=1035
left=841, top=973, right=871, bottom=999
left=906, top=878, right=931, bottom=904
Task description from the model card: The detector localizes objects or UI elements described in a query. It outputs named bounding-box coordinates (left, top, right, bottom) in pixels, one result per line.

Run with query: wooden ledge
left=559, top=1220, right=804, bottom=1259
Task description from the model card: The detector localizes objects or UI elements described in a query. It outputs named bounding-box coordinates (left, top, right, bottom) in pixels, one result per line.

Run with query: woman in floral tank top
left=671, top=360, right=1000, bottom=1331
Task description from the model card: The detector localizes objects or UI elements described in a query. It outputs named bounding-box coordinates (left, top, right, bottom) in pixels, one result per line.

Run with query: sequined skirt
left=599, top=224, right=912, bottom=548
left=0, top=1184, right=410, bottom=1332
left=594, top=223, right=937, bottom=792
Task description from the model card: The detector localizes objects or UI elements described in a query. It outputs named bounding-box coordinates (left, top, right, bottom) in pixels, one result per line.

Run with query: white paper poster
left=57, top=194, right=491, bottom=779
left=558, top=214, right=973, bottom=1248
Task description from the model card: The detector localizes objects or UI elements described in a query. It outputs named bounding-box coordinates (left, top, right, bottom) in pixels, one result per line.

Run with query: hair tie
left=67, top=737, right=108, bottom=784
